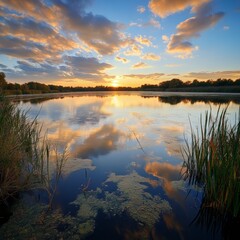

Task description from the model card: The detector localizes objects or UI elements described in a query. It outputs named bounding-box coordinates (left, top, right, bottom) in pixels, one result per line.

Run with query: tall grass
left=181, top=106, right=240, bottom=218
left=0, top=96, right=41, bottom=202
left=0, top=96, right=67, bottom=208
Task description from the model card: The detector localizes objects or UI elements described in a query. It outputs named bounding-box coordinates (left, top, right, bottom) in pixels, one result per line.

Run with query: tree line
left=1, top=72, right=240, bottom=95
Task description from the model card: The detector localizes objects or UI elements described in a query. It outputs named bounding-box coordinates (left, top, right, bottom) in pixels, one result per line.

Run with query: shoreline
left=6, top=90, right=240, bottom=101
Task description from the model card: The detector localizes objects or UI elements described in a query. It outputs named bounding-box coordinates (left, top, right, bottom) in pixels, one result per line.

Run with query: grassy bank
left=182, top=106, right=240, bottom=218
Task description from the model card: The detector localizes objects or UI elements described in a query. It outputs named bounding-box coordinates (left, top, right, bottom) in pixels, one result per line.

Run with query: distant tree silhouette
left=159, top=78, right=184, bottom=89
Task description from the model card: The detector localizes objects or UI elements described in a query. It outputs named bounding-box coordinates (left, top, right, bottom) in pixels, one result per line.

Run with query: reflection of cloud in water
left=156, top=125, right=185, bottom=158
left=73, top=125, right=125, bottom=159
left=145, top=162, right=181, bottom=181
left=62, top=158, right=96, bottom=176
left=145, top=162, right=186, bottom=203
left=69, top=101, right=110, bottom=125
left=163, top=213, right=184, bottom=239
left=131, top=112, right=155, bottom=126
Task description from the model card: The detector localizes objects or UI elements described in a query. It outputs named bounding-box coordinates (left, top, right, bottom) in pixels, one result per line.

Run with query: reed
left=0, top=96, right=41, bottom=203
left=181, top=106, right=240, bottom=218
left=0, top=96, right=68, bottom=208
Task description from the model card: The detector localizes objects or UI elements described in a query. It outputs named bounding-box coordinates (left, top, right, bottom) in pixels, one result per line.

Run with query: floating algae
left=105, top=171, right=172, bottom=227
left=0, top=200, right=81, bottom=240
left=72, top=170, right=172, bottom=234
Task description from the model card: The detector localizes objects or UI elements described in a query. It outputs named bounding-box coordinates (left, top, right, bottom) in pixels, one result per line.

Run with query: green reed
left=181, top=106, right=240, bottom=217
left=0, top=96, right=67, bottom=207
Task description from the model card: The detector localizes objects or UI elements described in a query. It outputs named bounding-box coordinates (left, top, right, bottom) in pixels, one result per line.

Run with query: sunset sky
left=0, top=0, right=240, bottom=87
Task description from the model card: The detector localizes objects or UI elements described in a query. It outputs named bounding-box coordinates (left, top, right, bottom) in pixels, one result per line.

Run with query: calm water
left=1, top=92, right=240, bottom=239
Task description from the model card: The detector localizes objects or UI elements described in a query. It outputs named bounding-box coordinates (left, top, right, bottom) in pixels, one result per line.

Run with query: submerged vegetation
left=182, top=106, right=240, bottom=219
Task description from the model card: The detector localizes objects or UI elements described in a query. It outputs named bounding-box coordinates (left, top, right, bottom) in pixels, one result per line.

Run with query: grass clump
left=0, top=96, right=67, bottom=208
left=0, top=96, right=42, bottom=202
left=181, top=106, right=240, bottom=218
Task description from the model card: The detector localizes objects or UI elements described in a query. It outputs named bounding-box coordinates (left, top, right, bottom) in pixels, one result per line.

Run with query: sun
left=111, top=79, right=119, bottom=87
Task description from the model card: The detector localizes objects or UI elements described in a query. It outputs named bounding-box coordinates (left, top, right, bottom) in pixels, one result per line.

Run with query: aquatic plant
left=0, top=96, right=42, bottom=203
left=181, top=106, right=240, bottom=218
left=0, top=96, right=68, bottom=209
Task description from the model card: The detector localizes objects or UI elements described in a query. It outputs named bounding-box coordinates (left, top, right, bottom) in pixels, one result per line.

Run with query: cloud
left=115, top=56, right=129, bottom=63
left=7, top=56, right=113, bottom=83
left=143, top=18, right=161, bottom=28
left=64, top=56, right=113, bottom=74
left=124, top=44, right=142, bottom=56
left=132, top=62, right=149, bottom=69
left=162, top=35, right=169, bottom=43
left=52, top=0, right=128, bottom=55
left=0, top=63, right=7, bottom=69
left=129, top=18, right=161, bottom=28
left=148, top=0, right=210, bottom=18
left=124, top=73, right=165, bottom=80
left=184, top=70, right=240, bottom=80
left=0, top=36, right=54, bottom=61
left=165, top=64, right=181, bottom=67
left=137, top=6, right=145, bottom=13
left=0, top=16, right=77, bottom=52
left=167, top=2, right=224, bottom=58
left=0, top=0, right=57, bottom=24
left=223, top=25, right=229, bottom=30
left=0, top=0, right=129, bottom=56
left=141, top=53, right=161, bottom=61
left=135, top=35, right=152, bottom=46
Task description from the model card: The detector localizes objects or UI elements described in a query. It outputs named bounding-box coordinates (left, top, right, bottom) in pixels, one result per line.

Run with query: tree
left=0, top=72, right=7, bottom=91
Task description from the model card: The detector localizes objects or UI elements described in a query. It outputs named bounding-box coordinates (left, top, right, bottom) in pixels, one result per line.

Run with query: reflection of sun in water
left=111, top=95, right=122, bottom=107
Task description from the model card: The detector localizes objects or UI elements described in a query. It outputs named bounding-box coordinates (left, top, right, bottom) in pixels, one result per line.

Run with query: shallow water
left=1, top=92, right=240, bottom=239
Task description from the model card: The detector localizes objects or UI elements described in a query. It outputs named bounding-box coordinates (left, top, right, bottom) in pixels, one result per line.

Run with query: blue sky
left=0, top=0, right=240, bottom=87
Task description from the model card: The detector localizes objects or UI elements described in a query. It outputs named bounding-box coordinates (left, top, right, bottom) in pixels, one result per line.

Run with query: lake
left=1, top=91, right=240, bottom=240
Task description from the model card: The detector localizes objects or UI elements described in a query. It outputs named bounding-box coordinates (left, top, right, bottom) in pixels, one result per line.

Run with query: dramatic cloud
left=132, top=62, right=149, bottom=69
left=59, top=56, right=113, bottom=81
left=0, top=0, right=57, bottom=24
left=0, top=36, right=54, bottom=61
left=6, top=56, right=113, bottom=83
left=52, top=0, right=128, bottom=55
left=167, top=2, right=224, bottom=58
left=0, top=0, right=129, bottom=57
left=0, top=16, right=77, bottom=52
left=148, top=0, right=210, bottom=18
left=64, top=56, right=112, bottom=74
left=141, top=53, right=161, bottom=61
